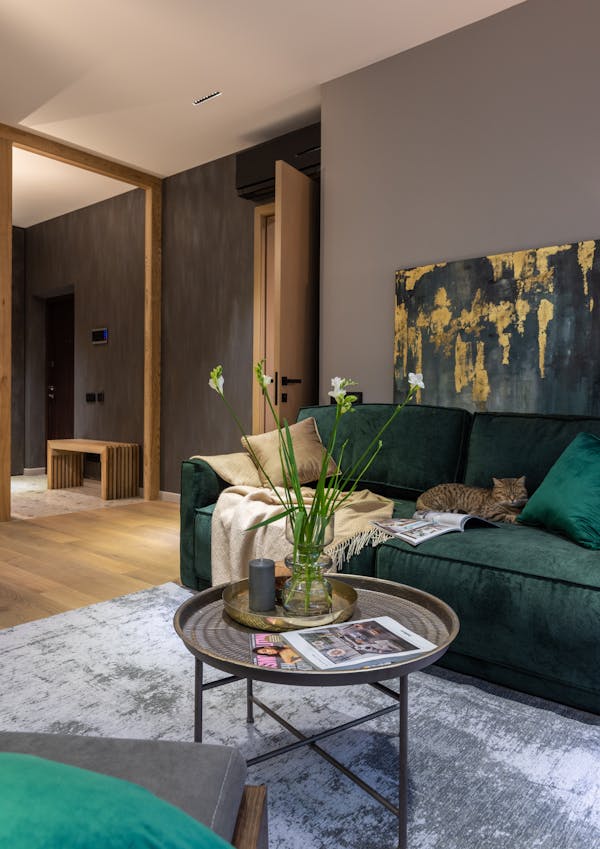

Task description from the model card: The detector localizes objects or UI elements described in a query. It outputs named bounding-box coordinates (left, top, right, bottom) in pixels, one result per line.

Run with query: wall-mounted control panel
left=91, top=327, right=108, bottom=344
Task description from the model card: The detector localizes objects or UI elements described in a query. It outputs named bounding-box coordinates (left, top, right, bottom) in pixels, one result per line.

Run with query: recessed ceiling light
left=192, top=91, right=222, bottom=106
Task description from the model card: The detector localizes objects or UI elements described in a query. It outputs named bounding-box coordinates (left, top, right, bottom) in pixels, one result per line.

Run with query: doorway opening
left=0, top=124, right=162, bottom=522
left=45, top=293, right=74, bottom=442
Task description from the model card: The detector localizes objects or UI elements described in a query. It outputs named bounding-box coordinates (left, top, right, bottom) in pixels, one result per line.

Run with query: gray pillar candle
left=248, top=558, right=275, bottom=611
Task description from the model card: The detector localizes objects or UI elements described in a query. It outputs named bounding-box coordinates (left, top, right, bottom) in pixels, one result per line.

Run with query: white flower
left=328, top=376, right=357, bottom=401
left=408, top=372, right=425, bottom=390
left=208, top=365, right=224, bottom=394
left=255, top=360, right=273, bottom=390
left=328, top=377, right=345, bottom=400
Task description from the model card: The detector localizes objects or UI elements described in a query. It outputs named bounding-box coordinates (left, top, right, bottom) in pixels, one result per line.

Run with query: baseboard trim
left=85, top=480, right=145, bottom=499
left=159, top=490, right=180, bottom=503
left=23, top=467, right=46, bottom=476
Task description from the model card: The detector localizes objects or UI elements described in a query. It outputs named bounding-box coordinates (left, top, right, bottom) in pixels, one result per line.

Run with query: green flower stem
left=216, top=388, right=290, bottom=516
left=210, top=361, right=422, bottom=580
left=283, top=555, right=333, bottom=614
left=328, top=441, right=385, bottom=512
left=332, top=386, right=417, bottom=501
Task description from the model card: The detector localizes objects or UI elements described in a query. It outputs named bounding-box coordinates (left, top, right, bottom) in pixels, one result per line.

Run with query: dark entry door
left=46, top=295, right=74, bottom=441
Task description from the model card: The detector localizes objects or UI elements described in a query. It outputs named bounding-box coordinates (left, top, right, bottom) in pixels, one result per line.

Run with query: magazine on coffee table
left=250, top=632, right=312, bottom=671
left=282, top=616, right=437, bottom=670
left=372, top=511, right=498, bottom=547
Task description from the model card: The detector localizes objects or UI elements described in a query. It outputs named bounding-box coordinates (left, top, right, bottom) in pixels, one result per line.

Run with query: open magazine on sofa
left=372, top=511, right=498, bottom=546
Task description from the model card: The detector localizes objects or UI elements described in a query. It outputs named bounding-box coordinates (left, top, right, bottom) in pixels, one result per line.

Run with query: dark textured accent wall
left=161, top=154, right=254, bottom=493
left=25, top=190, right=145, bottom=469
left=321, top=0, right=600, bottom=405
left=12, top=227, right=25, bottom=474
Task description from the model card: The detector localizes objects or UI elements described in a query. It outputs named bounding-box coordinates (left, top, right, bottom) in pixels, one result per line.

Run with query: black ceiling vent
left=235, top=122, right=320, bottom=201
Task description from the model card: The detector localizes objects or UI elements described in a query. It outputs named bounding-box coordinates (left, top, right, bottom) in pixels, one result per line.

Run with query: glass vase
left=282, top=514, right=334, bottom=617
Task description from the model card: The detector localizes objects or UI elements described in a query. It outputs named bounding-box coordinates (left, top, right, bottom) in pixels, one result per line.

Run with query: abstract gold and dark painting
left=394, top=239, right=599, bottom=413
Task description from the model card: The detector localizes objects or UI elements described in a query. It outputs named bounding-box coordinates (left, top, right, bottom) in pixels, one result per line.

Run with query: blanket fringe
left=325, top=527, right=392, bottom=572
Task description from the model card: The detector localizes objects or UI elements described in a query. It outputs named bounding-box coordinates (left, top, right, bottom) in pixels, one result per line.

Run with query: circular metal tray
left=222, top=577, right=357, bottom=631
left=174, top=575, right=460, bottom=686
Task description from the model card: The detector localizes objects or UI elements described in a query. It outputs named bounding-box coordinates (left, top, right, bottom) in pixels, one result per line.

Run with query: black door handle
left=281, top=376, right=302, bottom=386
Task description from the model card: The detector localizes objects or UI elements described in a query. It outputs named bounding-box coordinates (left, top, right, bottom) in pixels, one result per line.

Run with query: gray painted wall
left=161, top=154, right=254, bottom=493
left=12, top=228, right=24, bottom=474
left=25, top=190, right=145, bottom=469
left=320, top=0, right=600, bottom=405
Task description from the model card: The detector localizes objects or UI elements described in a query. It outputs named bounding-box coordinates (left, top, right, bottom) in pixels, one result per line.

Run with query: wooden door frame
left=0, top=122, right=162, bottom=520
left=252, top=202, right=275, bottom=434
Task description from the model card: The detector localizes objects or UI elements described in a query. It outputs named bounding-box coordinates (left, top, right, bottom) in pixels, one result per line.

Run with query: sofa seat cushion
left=0, top=750, right=235, bottom=849
left=376, top=521, right=600, bottom=589
left=375, top=525, right=600, bottom=701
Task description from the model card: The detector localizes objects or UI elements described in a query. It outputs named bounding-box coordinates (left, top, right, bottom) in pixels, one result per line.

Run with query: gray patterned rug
left=1, top=582, right=598, bottom=849
left=10, top=475, right=141, bottom=519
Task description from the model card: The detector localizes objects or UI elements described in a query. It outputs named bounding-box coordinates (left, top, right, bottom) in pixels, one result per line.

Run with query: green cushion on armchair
left=518, top=432, right=600, bottom=549
left=0, top=753, right=233, bottom=849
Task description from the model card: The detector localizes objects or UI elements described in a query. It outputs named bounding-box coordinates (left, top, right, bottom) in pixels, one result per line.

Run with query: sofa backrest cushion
left=465, top=412, right=600, bottom=494
left=297, top=403, right=472, bottom=499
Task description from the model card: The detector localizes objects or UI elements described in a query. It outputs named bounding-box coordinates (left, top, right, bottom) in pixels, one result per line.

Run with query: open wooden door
left=252, top=160, right=318, bottom=432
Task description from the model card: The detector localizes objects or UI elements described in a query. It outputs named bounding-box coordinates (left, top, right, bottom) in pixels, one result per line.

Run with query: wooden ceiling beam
left=0, top=122, right=161, bottom=190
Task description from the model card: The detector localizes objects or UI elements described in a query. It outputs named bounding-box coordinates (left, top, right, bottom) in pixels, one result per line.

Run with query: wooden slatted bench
left=47, top=439, right=140, bottom=500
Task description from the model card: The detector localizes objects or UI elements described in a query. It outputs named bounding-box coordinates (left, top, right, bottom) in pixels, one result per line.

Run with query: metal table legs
left=193, top=659, right=242, bottom=742
left=399, top=675, right=408, bottom=849
left=194, top=660, right=410, bottom=848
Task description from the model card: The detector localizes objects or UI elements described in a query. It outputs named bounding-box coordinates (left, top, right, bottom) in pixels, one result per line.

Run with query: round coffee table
left=174, top=574, right=459, bottom=849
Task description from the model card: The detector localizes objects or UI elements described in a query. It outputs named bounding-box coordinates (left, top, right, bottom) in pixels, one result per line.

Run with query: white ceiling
left=1, top=0, right=525, bottom=227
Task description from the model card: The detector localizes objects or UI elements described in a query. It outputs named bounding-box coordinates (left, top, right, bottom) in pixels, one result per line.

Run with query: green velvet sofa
left=180, top=403, right=600, bottom=714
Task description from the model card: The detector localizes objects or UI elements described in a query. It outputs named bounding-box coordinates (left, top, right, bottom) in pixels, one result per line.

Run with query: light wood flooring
left=0, top=501, right=180, bottom=630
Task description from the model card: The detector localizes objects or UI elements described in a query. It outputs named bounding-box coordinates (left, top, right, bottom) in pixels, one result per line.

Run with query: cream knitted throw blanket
left=210, top=479, right=394, bottom=586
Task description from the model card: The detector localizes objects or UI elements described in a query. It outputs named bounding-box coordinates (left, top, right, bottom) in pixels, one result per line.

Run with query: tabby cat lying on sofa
left=416, top=477, right=528, bottom=523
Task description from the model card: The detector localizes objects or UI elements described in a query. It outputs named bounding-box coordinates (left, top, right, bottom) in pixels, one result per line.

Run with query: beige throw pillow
left=191, top=452, right=262, bottom=487
left=242, top=417, right=336, bottom=487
